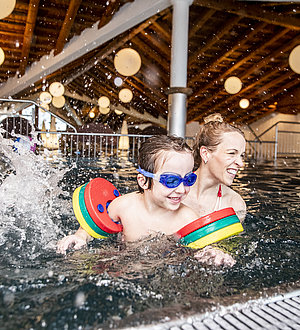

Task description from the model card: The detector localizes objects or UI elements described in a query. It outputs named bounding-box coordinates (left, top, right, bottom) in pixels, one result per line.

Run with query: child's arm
left=56, top=226, right=93, bottom=254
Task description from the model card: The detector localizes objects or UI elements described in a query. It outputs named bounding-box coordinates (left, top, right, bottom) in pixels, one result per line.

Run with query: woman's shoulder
left=222, top=185, right=246, bottom=220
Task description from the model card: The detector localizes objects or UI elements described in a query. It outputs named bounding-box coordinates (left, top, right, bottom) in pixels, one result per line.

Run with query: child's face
left=150, top=150, right=194, bottom=211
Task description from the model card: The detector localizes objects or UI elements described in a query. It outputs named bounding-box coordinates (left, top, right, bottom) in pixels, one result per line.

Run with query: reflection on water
left=0, top=138, right=299, bottom=329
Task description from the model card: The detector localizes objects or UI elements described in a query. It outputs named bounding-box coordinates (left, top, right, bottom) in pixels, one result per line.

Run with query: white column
left=168, top=0, right=193, bottom=137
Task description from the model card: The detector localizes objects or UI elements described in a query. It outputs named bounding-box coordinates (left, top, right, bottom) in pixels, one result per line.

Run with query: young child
left=57, top=135, right=199, bottom=254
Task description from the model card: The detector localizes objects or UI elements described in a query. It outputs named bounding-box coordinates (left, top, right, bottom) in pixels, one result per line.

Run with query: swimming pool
left=0, top=141, right=299, bottom=329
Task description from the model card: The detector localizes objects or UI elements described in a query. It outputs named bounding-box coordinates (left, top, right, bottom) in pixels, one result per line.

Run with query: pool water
left=0, top=140, right=299, bottom=329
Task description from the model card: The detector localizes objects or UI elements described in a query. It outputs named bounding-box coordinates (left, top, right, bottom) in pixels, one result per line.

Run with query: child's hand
left=56, top=234, right=87, bottom=254
left=194, top=246, right=236, bottom=267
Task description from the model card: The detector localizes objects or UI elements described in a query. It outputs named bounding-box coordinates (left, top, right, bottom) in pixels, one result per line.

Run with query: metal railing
left=1, top=98, right=299, bottom=161
left=35, top=131, right=152, bottom=162
left=246, top=121, right=300, bottom=160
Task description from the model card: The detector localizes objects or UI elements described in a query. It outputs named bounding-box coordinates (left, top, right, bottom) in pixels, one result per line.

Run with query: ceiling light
left=239, top=98, right=249, bottom=109
left=39, top=91, right=52, bottom=104
left=224, top=76, right=242, bottom=94
left=0, top=47, right=5, bottom=66
left=289, top=45, right=300, bottom=74
left=52, top=95, right=65, bottom=108
left=0, top=0, right=16, bottom=20
left=89, top=111, right=95, bottom=118
left=98, top=96, right=110, bottom=108
left=49, top=82, right=65, bottom=97
left=114, top=48, right=141, bottom=76
left=100, top=107, right=110, bottom=115
left=114, top=109, right=123, bottom=115
left=114, top=77, right=123, bottom=87
left=119, top=88, right=133, bottom=103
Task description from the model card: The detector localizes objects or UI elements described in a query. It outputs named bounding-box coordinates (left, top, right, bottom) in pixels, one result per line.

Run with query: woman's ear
left=200, top=146, right=210, bottom=164
left=137, top=174, right=149, bottom=190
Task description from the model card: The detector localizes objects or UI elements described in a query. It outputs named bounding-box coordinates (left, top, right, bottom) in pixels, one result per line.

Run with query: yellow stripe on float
left=72, top=186, right=107, bottom=239
left=187, top=222, right=244, bottom=249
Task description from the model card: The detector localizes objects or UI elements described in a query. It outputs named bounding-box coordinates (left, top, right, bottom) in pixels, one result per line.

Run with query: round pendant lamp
left=52, top=95, right=65, bottom=108
left=100, top=107, right=110, bottom=115
left=289, top=45, right=300, bottom=74
left=114, top=77, right=123, bottom=87
left=119, top=88, right=133, bottom=103
left=98, top=96, right=110, bottom=108
left=0, top=47, right=5, bottom=66
left=49, top=82, right=65, bottom=97
left=0, top=0, right=16, bottom=19
left=114, top=109, right=123, bottom=115
left=239, top=98, right=250, bottom=109
left=224, top=76, right=242, bottom=94
left=114, top=48, right=141, bottom=76
left=39, top=91, right=52, bottom=104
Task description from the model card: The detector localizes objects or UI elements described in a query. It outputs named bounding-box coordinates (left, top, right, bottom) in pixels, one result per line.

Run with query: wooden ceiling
left=0, top=0, right=299, bottom=131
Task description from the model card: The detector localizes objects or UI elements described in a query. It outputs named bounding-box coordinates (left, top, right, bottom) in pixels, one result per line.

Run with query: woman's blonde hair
left=193, top=113, right=244, bottom=168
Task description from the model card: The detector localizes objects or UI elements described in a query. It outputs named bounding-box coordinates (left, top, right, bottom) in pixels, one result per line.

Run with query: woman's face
left=206, top=131, right=246, bottom=186
left=149, top=150, right=194, bottom=211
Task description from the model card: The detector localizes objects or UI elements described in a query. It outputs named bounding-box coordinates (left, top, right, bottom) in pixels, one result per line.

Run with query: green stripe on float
left=180, top=215, right=240, bottom=245
left=187, top=222, right=244, bottom=249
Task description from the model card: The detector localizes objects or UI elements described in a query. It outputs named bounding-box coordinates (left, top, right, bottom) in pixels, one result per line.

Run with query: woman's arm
left=231, top=192, right=246, bottom=222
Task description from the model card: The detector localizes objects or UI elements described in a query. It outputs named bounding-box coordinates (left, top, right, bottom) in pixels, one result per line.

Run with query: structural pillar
left=168, top=0, right=193, bottom=138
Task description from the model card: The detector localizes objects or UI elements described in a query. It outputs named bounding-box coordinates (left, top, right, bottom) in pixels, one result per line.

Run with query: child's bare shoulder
left=110, top=191, right=140, bottom=207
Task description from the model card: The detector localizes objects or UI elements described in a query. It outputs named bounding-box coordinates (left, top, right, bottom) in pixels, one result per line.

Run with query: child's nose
left=175, top=182, right=186, bottom=193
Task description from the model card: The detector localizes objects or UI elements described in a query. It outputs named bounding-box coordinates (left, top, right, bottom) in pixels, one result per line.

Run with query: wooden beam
left=19, top=0, right=40, bottom=76
left=192, top=61, right=288, bottom=123
left=193, top=0, right=300, bottom=30
left=64, top=87, right=166, bottom=127
left=97, top=0, right=123, bottom=29
left=234, top=76, right=300, bottom=124
left=189, top=15, right=241, bottom=65
left=189, top=21, right=267, bottom=83
left=54, top=0, right=83, bottom=56
left=111, top=104, right=167, bottom=128
left=63, top=10, right=167, bottom=86
left=0, top=0, right=171, bottom=98
left=189, top=28, right=295, bottom=120
left=189, top=8, right=215, bottom=39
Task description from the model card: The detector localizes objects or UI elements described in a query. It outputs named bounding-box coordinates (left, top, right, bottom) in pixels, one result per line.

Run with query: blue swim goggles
left=137, top=166, right=197, bottom=189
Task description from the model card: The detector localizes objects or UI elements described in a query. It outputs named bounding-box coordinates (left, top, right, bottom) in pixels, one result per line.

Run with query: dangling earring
left=204, top=159, right=208, bottom=164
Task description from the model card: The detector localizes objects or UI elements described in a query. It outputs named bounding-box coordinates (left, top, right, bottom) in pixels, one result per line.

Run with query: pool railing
left=1, top=106, right=299, bottom=161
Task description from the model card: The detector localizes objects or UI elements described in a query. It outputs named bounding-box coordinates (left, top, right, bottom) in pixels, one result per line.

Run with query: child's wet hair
left=137, top=135, right=192, bottom=193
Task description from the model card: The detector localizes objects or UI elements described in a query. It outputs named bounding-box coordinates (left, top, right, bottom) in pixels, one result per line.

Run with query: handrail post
left=274, top=124, right=278, bottom=163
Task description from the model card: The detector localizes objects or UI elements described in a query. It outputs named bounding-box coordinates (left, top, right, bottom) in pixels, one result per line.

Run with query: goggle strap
left=137, top=167, right=156, bottom=180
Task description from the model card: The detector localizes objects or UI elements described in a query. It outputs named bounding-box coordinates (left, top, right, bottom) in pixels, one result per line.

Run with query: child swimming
left=57, top=135, right=199, bottom=253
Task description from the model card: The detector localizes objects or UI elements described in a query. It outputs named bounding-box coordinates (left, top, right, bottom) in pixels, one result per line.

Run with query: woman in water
left=183, top=113, right=246, bottom=266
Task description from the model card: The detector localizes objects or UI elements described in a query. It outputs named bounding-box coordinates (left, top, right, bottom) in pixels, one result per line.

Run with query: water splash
left=0, top=132, right=69, bottom=263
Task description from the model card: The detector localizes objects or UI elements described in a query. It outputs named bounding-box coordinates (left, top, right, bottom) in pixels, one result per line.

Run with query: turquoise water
left=0, top=145, right=299, bottom=329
